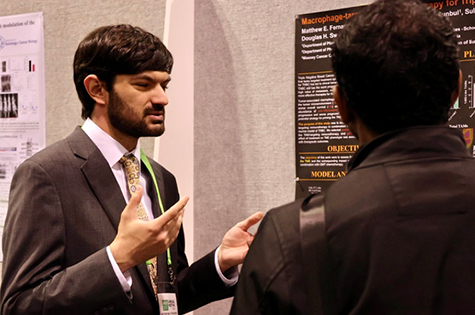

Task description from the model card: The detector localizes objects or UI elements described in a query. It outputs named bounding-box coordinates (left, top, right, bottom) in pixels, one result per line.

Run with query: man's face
left=108, top=71, right=170, bottom=139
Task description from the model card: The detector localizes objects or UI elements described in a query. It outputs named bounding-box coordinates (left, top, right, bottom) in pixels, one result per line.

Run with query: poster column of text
left=295, top=7, right=361, bottom=198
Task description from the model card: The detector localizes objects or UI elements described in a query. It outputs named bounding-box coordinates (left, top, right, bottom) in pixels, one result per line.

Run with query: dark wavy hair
left=73, top=24, right=173, bottom=119
left=331, top=0, right=459, bottom=134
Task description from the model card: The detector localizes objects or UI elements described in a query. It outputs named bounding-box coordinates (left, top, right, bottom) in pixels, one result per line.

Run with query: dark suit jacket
left=1, top=127, right=233, bottom=315
left=230, top=199, right=307, bottom=314
left=231, top=126, right=475, bottom=315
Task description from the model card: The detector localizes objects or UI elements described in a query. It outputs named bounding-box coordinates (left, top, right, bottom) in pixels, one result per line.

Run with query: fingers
left=235, top=211, right=264, bottom=231
left=147, top=196, right=188, bottom=253
left=130, top=185, right=144, bottom=204
left=152, top=196, right=189, bottom=226
left=246, top=234, right=255, bottom=247
left=121, top=185, right=145, bottom=221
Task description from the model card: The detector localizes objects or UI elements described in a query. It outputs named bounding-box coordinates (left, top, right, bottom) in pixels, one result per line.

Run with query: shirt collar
left=82, top=118, right=141, bottom=167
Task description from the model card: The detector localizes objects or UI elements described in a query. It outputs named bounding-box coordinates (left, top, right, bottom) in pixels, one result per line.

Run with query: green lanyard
left=140, top=149, right=173, bottom=270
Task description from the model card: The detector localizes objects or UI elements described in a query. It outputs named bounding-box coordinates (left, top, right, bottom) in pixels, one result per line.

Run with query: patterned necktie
left=119, top=154, right=159, bottom=298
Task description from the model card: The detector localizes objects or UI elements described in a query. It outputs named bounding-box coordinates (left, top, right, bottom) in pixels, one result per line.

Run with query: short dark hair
left=73, top=24, right=173, bottom=119
left=331, top=0, right=459, bottom=134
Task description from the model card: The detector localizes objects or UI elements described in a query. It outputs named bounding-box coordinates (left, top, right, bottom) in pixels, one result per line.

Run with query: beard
left=108, top=88, right=165, bottom=138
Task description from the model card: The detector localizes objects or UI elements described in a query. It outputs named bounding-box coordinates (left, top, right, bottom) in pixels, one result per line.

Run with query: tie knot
left=119, top=154, right=139, bottom=167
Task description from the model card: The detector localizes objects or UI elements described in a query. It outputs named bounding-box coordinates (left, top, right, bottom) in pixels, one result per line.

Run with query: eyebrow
left=131, top=73, right=171, bottom=84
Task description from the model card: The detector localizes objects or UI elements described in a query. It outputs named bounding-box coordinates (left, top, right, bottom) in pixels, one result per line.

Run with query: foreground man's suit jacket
left=1, top=127, right=233, bottom=315
left=231, top=126, right=475, bottom=315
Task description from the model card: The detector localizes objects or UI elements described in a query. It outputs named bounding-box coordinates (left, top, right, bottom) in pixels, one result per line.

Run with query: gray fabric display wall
left=0, top=0, right=367, bottom=313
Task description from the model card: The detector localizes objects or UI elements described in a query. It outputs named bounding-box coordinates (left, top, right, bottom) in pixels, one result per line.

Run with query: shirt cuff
left=106, top=246, right=133, bottom=293
left=214, top=246, right=239, bottom=287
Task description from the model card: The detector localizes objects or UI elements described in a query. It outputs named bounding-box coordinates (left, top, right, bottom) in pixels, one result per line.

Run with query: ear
left=83, top=75, right=109, bottom=106
left=450, top=70, right=463, bottom=107
left=333, top=85, right=353, bottom=125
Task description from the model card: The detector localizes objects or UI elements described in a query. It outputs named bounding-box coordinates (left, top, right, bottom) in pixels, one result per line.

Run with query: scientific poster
left=295, top=1, right=475, bottom=198
left=295, top=6, right=363, bottom=198
left=0, top=12, right=46, bottom=260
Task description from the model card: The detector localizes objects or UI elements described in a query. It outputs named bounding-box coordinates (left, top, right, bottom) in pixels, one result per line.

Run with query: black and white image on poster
left=295, top=1, right=475, bottom=198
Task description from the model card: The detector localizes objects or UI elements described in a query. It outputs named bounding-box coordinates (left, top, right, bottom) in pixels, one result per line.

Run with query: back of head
left=73, top=24, right=173, bottom=119
left=331, top=0, right=459, bottom=134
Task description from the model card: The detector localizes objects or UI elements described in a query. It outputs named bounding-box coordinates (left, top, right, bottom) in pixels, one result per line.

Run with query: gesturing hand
left=110, top=186, right=188, bottom=272
left=218, top=212, right=264, bottom=273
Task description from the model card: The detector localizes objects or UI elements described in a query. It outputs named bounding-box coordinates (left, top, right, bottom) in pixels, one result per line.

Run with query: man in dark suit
left=231, top=0, right=475, bottom=314
left=1, top=24, right=262, bottom=315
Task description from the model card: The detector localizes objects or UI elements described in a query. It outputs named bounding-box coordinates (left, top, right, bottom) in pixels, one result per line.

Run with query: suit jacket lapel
left=153, top=160, right=167, bottom=213
left=67, top=127, right=125, bottom=230
left=141, top=157, right=167, bottom=218
left=142, top=163, right=160, bottom=219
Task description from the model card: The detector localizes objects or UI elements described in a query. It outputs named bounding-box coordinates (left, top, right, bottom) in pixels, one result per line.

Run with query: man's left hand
left=218, top=212, right=264, bottom=273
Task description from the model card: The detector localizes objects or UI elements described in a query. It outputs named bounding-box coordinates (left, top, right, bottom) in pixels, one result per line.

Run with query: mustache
left=144, top=105, right=165, bottom=115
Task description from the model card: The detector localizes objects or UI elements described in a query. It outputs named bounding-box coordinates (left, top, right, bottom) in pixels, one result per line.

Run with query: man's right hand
left=109, top=186, right=188, bottom=272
